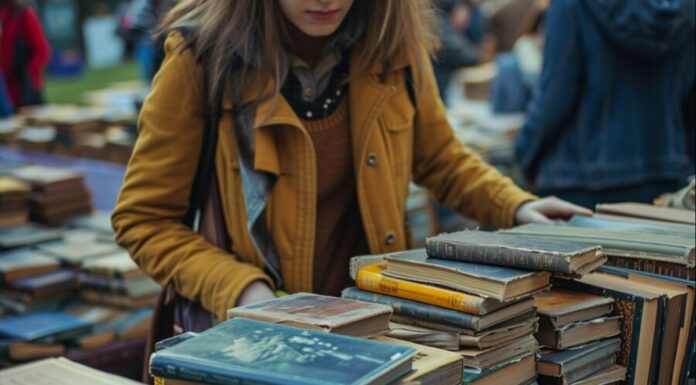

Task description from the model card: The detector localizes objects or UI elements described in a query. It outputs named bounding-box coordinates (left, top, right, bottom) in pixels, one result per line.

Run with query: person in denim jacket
left=515, top=0, right=695, bottom=208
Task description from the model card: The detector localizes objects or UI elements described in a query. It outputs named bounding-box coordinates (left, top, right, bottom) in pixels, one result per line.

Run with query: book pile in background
left=534, top=288, right=624, bottom=384
left=0, top=176, right=29, bottom=228
left=9, top=165, right=93, bottom=226
left=0, top=211, right=157, bottom=368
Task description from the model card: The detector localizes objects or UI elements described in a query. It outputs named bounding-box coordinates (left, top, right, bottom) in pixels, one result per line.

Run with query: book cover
left=340, top=287, right=533, bottom=331
left=0, top=248, right=60, bottom=283
left=384, top=250, right=550, bottom=301
left=0, top=357, right=143, bottom=385
left=426, top=231, right=603, bottom=276
left=9, top=165, right=84, bottom=192
left=227, top=292, right=392, bottom=337
left=0, top=224, right=64, bottom=249
left=9, top=269, right=79, bottom=296
left=604, top=255, right=695, bottom=280
left=356, top=263, right=505, bottom=315
left=373, top=336, right=463, bottom=385
left=459, top=335, right=538, bottom=370
left=462, top=353, right=536, bottom=385
left=36, top=241, right=121, bottom=266
left=150, top=318, right=416, bottom=385
left=568, top=215, right=695, bottom=240
left=0, top=311, right=92, bottom=342
left=536, top=316, right=622, bottom=350
left=81, top=250, right=142, bottom=278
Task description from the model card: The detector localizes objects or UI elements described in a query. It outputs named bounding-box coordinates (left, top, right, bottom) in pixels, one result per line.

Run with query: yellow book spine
left=356, top=263, right=485, bottom=314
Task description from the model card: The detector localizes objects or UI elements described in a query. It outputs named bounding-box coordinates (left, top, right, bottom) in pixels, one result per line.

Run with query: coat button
left=384, top=232, right=395, bottom=246
left=367, top=153, right=378, bottom=166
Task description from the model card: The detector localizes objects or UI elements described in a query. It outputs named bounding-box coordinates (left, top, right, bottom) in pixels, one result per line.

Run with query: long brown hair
left=160, top=0, right=440, bottom=107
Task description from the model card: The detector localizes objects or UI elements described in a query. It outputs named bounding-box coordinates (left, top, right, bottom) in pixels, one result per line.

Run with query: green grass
left=44, top=61, right=141, bottom=104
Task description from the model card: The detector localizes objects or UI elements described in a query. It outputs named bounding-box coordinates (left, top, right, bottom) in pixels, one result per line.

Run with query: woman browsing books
left=112, top=0, right=590, bottom=328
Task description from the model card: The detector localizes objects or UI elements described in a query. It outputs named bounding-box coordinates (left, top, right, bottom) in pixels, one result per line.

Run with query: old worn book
left=566, top=365, right=626, bottom=385
left=374, top=336, right=463, bottom=385
left=9, top=165, right=84, bottom=193
left=80, top=289, right=158, bottom=308
left=0, top=311, right=92, bottom=343
left=596, top=202, right=695, bottom=225
left=504, top=224, right=695, bottom=267
left=227, top=292, right=392, bottom=338
left=555, top=274, right=663, bottom=385
left=462, top=354, right=536, bottom=385
left=426, top=231, right=605, bottom=276
left=537, top=338, right=621, bottom=380
left=65, top=211, right=115, bottom=236
left=356, top=263, right=507, bottom=315
left=388, top=314, right=537, bottom=351
left=568, top=215, right=694, bottom=240
left=81, top=250, right=142, bottom=279
left=36, top=239, right=122, bottom=267
left=604, top=255, right=695, bottom=280
left=31, top=186, right=92, bottom=207
left=536, top=316, right=621, bottom=350
left=151, top=318, right=416, bottom=385
left=534, top=289, right=614, bottom=329
left=79, top=274, right=160, bottom=298
left=341, top=287, right=535, bottom=331
left=0, top=209, right=29, bottom=228
left=0, top=248, right=60, bottom=283
left=383, top=250, right=550, bottom=301
left=538, top=354, right=617, bottom=385
left=0, top=340, right=65, bottom=361
left=0, top=176, right=30, bottom=203
left=0, top=357, right=143, bottom=384
left=458, top=334, right=537, bottom=370
left=0, top=223, right=63, bottom=249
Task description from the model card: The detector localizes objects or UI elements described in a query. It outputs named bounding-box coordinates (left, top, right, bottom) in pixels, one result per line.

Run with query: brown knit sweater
left=300, top=97, right=368, bottom=296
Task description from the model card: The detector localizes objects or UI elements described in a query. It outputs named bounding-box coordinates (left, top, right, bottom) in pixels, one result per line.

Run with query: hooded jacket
left=515, top=0, right=695, bottom=191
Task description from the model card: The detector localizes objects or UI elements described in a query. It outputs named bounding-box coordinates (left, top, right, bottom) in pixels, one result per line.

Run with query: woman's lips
left=306, top=9, right=341, bottom=21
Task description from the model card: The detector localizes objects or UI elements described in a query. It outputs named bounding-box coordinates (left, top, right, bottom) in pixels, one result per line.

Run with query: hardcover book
left=81, top=250, right=143, bottom=279
left=595, top=202, right=695, bottom=225
left=382, top=250, right=550, bottom=301
left=9, top=269, right=79, bottom=299
left=0, top=248, right=60, bottom=283
left=9, top=165, right=84, bottom=193
left=571, top=364, right=627, bottom=385
left=149, top=318, right=417, bottom=385
left=462, top=354, right=536, bottom=385
left=537, top=338, right=621, bottom=379
left=356, top=263, right=507, bottom=315
left=503, top=224, right=695, bottom=267
left=36, top=240, right=122, bottom=267
left=534, top=289, right=615, bottom=329
left=341, top=287, right=535, bottom=331
left=458, top=334, right=538, bottom=370
left=568, top=215, right=695, bottom=240
left=426, top=231, right=604, bottom=276
left=535, top=316, right=621, bottom=350
left=0, top=311, right=92, bottom=343
left=227, top=292, right=392, bottom=338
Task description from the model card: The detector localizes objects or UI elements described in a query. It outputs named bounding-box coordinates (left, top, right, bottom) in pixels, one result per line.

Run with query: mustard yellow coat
left=112, top=32, right=537, bottom=320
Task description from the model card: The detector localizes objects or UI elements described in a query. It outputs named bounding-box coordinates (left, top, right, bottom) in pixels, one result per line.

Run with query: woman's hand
left=515, top=197, right=592, bottom=225
left=236, top=281, right=277, bottom=306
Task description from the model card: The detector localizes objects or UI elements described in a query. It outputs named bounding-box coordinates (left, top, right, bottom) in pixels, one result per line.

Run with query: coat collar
left=221, top=49, right=410, bottom=177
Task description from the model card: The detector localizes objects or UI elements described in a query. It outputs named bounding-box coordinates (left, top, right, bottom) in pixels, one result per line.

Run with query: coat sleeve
left=112, top=32, right=273, bottom=321
left=20, top=7, right=50, bottom=90
left=514, top=0, right=582, bottom=184
left=411, top=53, right=537, bottom=229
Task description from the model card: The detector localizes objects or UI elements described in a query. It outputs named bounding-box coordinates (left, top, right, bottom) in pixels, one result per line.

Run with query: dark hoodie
left=515, top=0, right=695, bottom=191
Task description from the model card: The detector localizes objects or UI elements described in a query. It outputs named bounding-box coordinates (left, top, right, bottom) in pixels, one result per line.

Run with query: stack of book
left=343, top=230, right=608, bottom=384
left=9, top=165, right=93, bottom=226
left=556, top=270, right=694, bottom=385
left=35, top=229, right=120, bottom=268
left=0, top=176, right=30, bottom=229
left=534, top=288, right=625, bottom=384
left=0, top=118, right=20, bottom=144
left=67, top=303, right=153, bottom=350
left=15, top=126, right=56, bottom=152
left=78, top=250, right=160, bottom=309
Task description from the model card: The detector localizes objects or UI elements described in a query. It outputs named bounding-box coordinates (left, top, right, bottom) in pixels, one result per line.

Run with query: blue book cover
left=10, top=269, right=78, bottom=292
left=342, top=287, right=493, bottom=330
left=568, top=215, right=695, bottom=240
left=0, top=311, right=92, bottom=342
left=150, top=318, right=416, bottom=385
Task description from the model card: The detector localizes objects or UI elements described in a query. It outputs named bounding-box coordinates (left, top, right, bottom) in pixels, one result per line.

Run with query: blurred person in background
left=433, top=0, right=481, bottom=103
left=490, top=0, right=546, bottom=113
left=0, top=0, right=50, bottom=108
left=515, top=0, right=695, bottom=209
